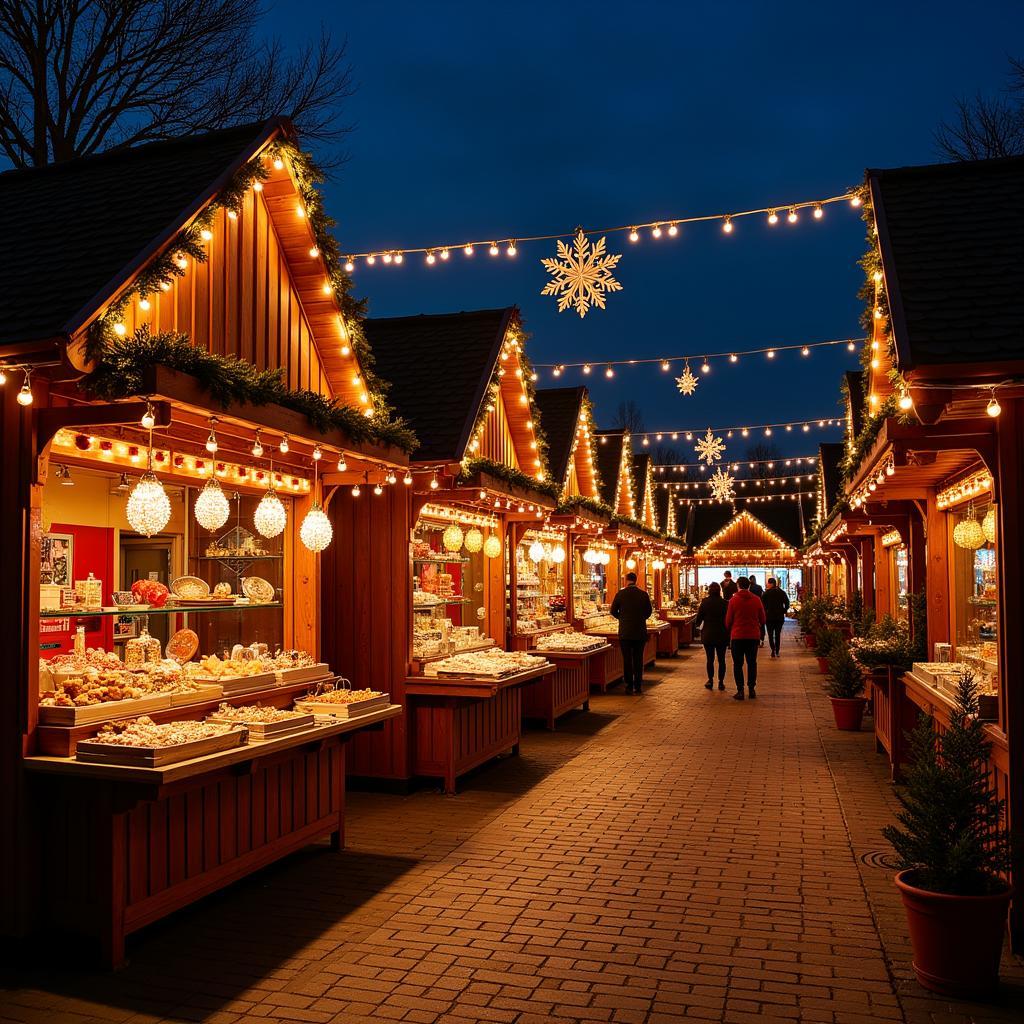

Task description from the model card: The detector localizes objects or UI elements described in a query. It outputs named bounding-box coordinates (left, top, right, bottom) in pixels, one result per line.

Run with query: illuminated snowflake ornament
left=694, top=428, right=726, bottom=465
left=541, top=230, right=622, bottom=318
left=676, top=361, right=699, bottom=396
left=709, top=468, right=735, bottom=503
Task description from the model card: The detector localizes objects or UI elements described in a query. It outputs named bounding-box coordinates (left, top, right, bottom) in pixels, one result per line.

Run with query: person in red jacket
left=725, top=576, right=766, bottom=700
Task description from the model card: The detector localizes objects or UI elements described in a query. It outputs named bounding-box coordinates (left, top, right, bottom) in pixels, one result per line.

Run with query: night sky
left=267, top=1, right=1022, bottom=461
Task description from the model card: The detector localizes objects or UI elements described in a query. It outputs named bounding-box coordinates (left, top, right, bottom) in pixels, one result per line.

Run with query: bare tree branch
left=935, top=56, right=1024, bottom=161
left=0, top=0, right=354, bottom=168
left=610, top=400, right=645, bottom=435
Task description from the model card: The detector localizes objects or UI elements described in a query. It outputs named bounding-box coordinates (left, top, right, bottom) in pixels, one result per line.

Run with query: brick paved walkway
left=3, top=625, right=1023, bottom=1023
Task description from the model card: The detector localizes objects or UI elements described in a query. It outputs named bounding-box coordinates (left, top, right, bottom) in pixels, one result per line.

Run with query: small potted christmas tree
left=826, top=647, right=866, bottom=730
left=814, top=626, right=842, bottom=674
left=883, top=669, right=1012, bottom=997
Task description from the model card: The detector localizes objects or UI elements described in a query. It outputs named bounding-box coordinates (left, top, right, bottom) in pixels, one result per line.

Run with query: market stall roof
left=869, top=154, right=1024, bottom=371
left=633, top=453, right=658, bottom=531
left=364, top=308, right=516, bottom=464
left=533, top=385, right=600, bottom=500
left=594, top=430, right=635, bottom=516
left=654, top=484, right=679, bottom=539
left=818, top=443, right=845, bottom=518
left=0, top=121, right=271, bottom=349
left=689, top=500, right=810, bottom=553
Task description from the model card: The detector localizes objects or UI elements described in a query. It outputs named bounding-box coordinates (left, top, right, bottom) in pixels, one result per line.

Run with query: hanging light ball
left=599, top=550, right=611, bottom=565
left=126, top=472, right=171, bottom=537
left=254, top=489, right=287, bottom=538
left=551, top=545, right=566, bottom=564
left=194, top=477, right=230, bottom=530
left=982, top=507, right=997, bottom=545
left=528, top=539, right=545, bottom=563
left=953, top=509, right=986, bottom=550
left=300, top=503, right=333, bottom=552
left=625, top=557, right=637, bottom=571
left=442, top=524, right=464, bottom=552
left=464, top=528, right=484, bottom=553
left=483, top=533, right=502, bottom=559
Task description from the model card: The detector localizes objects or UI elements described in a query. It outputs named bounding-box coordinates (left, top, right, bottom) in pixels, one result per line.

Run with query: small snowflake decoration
left=694, top=428, right=726, bottom=465
left=676, top=361, right=699, bottom=396
left=709, top=468, right=735, bottom=503
left=541, top=230, right=622, bottom=318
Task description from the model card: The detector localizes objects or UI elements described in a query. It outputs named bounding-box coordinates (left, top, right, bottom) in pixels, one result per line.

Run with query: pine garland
left=459, top=457, right=561, bottom=500
left=557, top=495, right=614, bottom=520
left=85, top=328, right=417, bottom=452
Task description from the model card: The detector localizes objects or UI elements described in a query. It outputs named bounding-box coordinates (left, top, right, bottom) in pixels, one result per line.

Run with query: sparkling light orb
left=442, top=524, right=464, bottom=552
left=953, top=513, right=986, bottom=551
left=254, top=489, right=287, bottom=538
left=982, top=507, right=997, bottom=545
left=528, top=540, right=545, bottom=563
left=464, top=528, right=484, bottom=553
left=483, top=533, right=502, bottom=559
left=194, top=477, right=230, bottom=531
left=126, top=472, right=171, bottom=537
left=300, top=503, right=333, bottom=552
left=551, top=545, right=566, bottom=564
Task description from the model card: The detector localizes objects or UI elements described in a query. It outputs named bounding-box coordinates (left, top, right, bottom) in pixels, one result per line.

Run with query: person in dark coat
left=721, top=570, right=738, bottom=601
left=694, top=581, right=729, bottom=690
left=761, top=576, right=791, bottom=658
left=610, top=571, right=654, bottom=694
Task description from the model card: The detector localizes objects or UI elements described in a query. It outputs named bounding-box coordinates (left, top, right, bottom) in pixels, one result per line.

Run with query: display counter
left=24, top=705, right=401, bottom=968
left=665, top=612, right=698, bottom=648
left=521, top=644, right=610, bottom=730
left=405, top=664, right=555, bottom=793
left=651, top=619, right=678, bottom=657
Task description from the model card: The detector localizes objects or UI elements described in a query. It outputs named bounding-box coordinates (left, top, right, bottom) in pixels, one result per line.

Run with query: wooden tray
left=206, top=713, right=315, bottom=741
left=38, top=692, right=172, bottom=726
left=274, top=663, right=331, bottom=684
left=75, top=726, right=247, bottom=766
left=168, top=682, right=224, bottom=707
left=191, top=671, right=277, bottom=696
left=294, top=693, right=390, bottom=719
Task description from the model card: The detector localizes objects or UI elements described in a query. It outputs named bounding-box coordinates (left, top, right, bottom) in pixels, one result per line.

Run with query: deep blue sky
left=267, top=1, right=1021, bottom=460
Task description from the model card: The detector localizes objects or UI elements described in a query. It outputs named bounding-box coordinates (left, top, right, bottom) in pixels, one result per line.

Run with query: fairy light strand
left=342, top=191, right=861, bottom=265
left=628, top=416, right=844, bottom=443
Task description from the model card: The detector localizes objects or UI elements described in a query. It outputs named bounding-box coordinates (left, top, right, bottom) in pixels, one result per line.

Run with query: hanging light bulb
left=254, top=487, right=287, bottom=538
left=628, top=227, right=639, bottom=242
left=605, top=365, right=614, bottom=378
left=300, top=504, right=333, bottom=552
left=403, top=469, right=413, bottom=485
left=813, top=204, right=824, bottom=219
left=351, top=483, right=361, bottom=497
left=17, top=370, right=33, bottom=406
left=551, top=545, right=566, bottom=564
left=0, top=367, right=6, bottom=385
left=528, top=539, right=545, bottom=563
left=767, top=209, right=778, bottom=225
left=701, top=359, right=711, bottom=374
left=126, top=429, right=171, bottom=536
left=205, top=419, right=218, bottom=453
left=483, top=530, right=502, bottom=558
left=898, top=388, right=913, bottom=411
left=252, top=430, right=264, bottom=458
left=429, top=472, right=439, bottom=490
left=279, top=436, right=289, bottom=454
left=312, top=445, right=322, bottom=461
left=722, top=216, right=733, bottom=233
left=464, top=528, right=484, bottom=553
left=194, top=477, right=231, bottom=530
left=625, top=556, right=637, bottom=571
left=787, top=207, right=798, bottom=223
left=387, top=469, right=397, bottom=485
left=373, top=481, right=383, bottom=496
left=982, top=506, right=997, bottom=545
left=599, top=550, right=611, bottom=565
left=140, top=401, right=156, bottom=430
left=987, top=390, right=1002, bottom=417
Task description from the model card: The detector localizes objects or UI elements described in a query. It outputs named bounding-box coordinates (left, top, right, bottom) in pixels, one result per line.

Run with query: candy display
left=534, top=631, right=607, bottom=653
left=88, top=715, right=239, bottom=747
left=188, top=655, right=270, bottom=678
left=426, top=648, right=548, bottom=678
left=130, top=578, right=170, bottom=608
left=41, top=673, right=146, bottom=706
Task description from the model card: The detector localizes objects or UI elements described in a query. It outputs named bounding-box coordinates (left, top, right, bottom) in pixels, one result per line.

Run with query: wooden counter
left=406, top=665, right=555, bottom=794
left=654, top=621, right=679, bottom=657
left=24, top=706, right=401, bottom=968
left=665, top=613, right=698, bottom=647
left=521, top=645, right=610, bottom=730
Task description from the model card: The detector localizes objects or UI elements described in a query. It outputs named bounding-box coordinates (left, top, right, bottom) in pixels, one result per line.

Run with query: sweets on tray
left=90, top=715, right=241, bottom=747
left=187, top=655, right=270, bottom=678
left=207, top=702, right=307, bottom=724
left=261, top=649, right=317, bottom=670
left=41, top=673, right=146, bottom=707
left=429, top=648, right=547, bottom=676
left=299, top=687, right=384, bottom=704
left=534, top=631, right=606, bottom=652
left=45, top=648, right=122, bottom=674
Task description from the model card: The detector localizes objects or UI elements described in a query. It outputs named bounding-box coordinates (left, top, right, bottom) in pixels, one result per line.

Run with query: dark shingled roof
left=845, top=370, right=866, bottom=438
left=819, top=443, right=845, bottom=516
left=533, top=386, right=586, bottom=488
left=364, top=308, right=513, bottom=462
left=594, top=430, right=628, bottom=508
left=0, top=120, right=276, bottom=346
left=870, top=155, right=1024, bottom=368
left=689, top=499, right=813, bottom=551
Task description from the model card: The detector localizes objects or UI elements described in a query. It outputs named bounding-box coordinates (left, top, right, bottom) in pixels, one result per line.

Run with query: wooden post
left=995, top=398, right=1024, bottom=950
left=924, top=494, right=950, bottom=659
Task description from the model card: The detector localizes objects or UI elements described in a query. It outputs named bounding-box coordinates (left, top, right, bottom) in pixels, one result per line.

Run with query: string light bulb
left=279, top=436, right=289, bottom=454
left=489, top=242, right=499, bottom=256
left=344, top=259, right=355, bottom=272
left=507, top=241, right=517, bottom=256
left=898, top=389, right=913, bottom=411
left=605, top=365, right=614, bottom=378
left=337, top=454, right=348, bottom=472
left=0, top=367, right=6, bottom=385
left=652, top=224, right=663, bottom=238
left=403, top=470, right=413, bottom=485
left=430, top=472, right=439, bottom=490
left=205, top=420, right=218, bottom=453
left=668, top=223, right=679, bottom=236
left=440, top=248, right=450, bottom=260
left=312, top=445, right=322, bottom=461
left=140, top=402, right=156, bottom=430
left=813, top=204, right=824, bottom=219
left=252, top=430, right=264, bottom=458
left=373, top=482, right=383, bottom=496
left=722, top=216, right=733, bottom=233
left=629, top=228, right=639, bottom=242
left=17, top=370, right=33, bottom=406
left=787, top=207, right=798, bottom=223
left=464, top=244, right=474, bottom=256
left=139, top=297, right=151, bottom=311
left=701, top=359, right=711, bottom=374
left=767, top=209, right=778, bottom=225
left=987, top=390, right=1002, bottom=417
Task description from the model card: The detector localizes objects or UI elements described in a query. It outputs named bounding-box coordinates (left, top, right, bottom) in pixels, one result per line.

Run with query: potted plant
left=798, top=596, right=820, bottom=647
left=850, top=615, right=914, bottom=673
left=883, top=669, right=1012, bottom=997
left=814, top=626, right=842, bottom=674
left=826, top=647, right=866, bottom=730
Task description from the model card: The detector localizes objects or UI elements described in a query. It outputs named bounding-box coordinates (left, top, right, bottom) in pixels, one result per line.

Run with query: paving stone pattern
left=2, top=625, right=1022, bottom=1023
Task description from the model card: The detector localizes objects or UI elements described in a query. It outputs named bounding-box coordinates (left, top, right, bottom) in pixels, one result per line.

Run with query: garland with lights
left=611, top=513, right=663, bottom=541
left=85, top=328, right=417, bottom=452
left=458, top=457, right=560, bottom=500
left=556, top=495, right=614, bottom=520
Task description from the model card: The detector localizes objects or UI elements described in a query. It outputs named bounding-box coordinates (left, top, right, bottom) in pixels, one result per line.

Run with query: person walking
left=725, top=576, right=766, bottom=700
left=762, top=576, right=790, bottom=658
left=748, top=575, right=765, bottom=645
left=694, top=581, right=729, bottom=690
left=610, top=571, right=653, bottom=695
left=721, top=570, right=738, bottom=601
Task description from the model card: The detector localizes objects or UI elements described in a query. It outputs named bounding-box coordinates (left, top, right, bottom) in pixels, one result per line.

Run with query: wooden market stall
left=808, top=155, right=1024, bottom=946
left=0, top=121, right=410, bottom=966
left=353, top=308, right=561, bottom=791
left=655, top=484, right=697, bottom=647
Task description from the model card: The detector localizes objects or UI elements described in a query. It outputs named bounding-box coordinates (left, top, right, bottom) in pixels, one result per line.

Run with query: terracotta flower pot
left=895, top=870, right=1012, bottom=998
left=804, top=634, right=817, bottom=649
left=816, top=656, right=830, bottom=674
left=830, top=696, right=866, bottom=730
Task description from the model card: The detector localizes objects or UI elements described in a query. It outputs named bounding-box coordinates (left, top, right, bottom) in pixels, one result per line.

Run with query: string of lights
left=654, top=454, right=818, bottom=472
left=0, top=364, right=37, bottom=406
left=679, top=489, right=818, bottom=505
left=340, top=191, right=862, bottom=269
left=659, top=472, right=818, bottom=489
left=611, top=416, right=844, bottom=445
left=540, top=337, right=863, bottom=376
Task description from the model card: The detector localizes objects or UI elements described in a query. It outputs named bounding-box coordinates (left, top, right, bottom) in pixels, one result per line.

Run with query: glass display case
left=950, top=499, right=998, bottom=699
left=511, top=533, right=567, bottom=635
left=892, top=544, right=909, bottom=624
left=572, top=548, right=606, bottom=620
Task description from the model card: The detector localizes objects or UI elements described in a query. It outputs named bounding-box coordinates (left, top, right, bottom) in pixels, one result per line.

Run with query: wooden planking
left=522, top=657, right=590, bottom=730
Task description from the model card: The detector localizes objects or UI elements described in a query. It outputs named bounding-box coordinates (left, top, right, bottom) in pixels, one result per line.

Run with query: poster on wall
left=40, top=533, right=74, bottom=586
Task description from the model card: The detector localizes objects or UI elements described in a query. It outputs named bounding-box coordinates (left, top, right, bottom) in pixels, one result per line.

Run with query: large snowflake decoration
left=694, top=428, right=726, bottom=465
left=541, top=230, right=622, bottom=318
left=709, top=468, right=735, bottom=503
left=676, top=361, right=699, bottom=396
